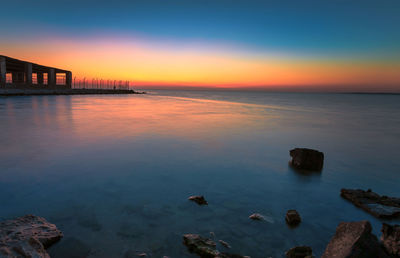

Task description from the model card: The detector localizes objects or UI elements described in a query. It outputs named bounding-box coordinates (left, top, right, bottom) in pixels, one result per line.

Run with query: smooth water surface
left=1, top=91, right=400, bottom=257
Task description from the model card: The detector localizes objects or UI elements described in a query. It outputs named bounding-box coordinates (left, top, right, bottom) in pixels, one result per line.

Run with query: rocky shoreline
left=1, top=148, right=399, bottom=257
left=341, top=188, right=400, bottom=219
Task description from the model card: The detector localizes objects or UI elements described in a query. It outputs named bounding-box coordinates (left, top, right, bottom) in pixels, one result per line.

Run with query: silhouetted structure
left=0, top=55, right=72, bottom=89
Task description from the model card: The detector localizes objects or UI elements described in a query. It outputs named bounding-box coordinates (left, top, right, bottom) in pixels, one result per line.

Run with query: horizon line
left=133, top=86, right=400, bottom=94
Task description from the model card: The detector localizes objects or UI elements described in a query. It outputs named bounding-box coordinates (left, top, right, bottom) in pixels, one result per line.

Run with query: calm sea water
left=1, top=90, right=399, bottom=257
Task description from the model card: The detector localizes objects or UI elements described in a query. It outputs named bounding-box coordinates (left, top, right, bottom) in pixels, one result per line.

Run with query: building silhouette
left=0, top=55, right=72, bottom=89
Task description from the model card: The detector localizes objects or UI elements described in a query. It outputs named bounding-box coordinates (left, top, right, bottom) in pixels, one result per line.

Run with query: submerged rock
left=0, top=214, right=63, bottom=258
left=77, top=212, right=102, bottom=232
left=322, top=220, right=390, bottom=258
left=285, top=246, right=313, bottom=258
left=341, top=188, right=400, bottom=218
left=249, top=213, right=264, bottom=221
left=219, top=240, right=231, bottom=249
left=216, top=253, right=249, bottom=258
left=48, top=237, right=90, bottom=258
left=289, top=148, right=324, bottom=171
left=285, top=210, right=301, bottom=227
left=188, top=195, right=208, bottom=205
left=210, top=231, right=216, bottom=239
left=183, top=234, right=218, bottom=257
left=183, top=234, right=247, bottom=258
left=381, top=223, right=400, bottom=256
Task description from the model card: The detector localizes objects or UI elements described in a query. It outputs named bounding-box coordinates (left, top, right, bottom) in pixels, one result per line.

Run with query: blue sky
left=2, top=0, right=399, bottom=56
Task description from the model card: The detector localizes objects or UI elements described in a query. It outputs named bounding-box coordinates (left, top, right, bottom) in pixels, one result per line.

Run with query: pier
left=0, top=55, right=139, bottom=96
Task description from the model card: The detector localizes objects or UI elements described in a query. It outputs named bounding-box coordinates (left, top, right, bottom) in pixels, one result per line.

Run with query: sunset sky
left=1, top=0, right=400, bottom=91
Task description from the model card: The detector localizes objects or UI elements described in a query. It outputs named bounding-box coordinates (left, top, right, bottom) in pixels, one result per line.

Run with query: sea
left=1, top=90, right=399, bottom=257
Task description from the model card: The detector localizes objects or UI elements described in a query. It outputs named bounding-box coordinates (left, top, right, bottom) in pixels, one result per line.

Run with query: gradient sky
left=1, top=0, right=400, bottom=91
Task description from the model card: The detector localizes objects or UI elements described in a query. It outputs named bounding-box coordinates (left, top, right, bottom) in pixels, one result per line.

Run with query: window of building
left=32, top=73, right=38, bottom=84
left=6, top=73, right=12, bottom=83
left=56, top=73, right=66, bottom=85
left=43, top=73, right=48, bottom=85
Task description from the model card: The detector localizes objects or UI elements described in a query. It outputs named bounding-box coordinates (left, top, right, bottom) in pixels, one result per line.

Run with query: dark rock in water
left=341, top=188, right=400, bottom=218
left=249, top=213, right=264, bottom=221
left=183, top=234, right=218, bottom=257
left=285, top=246, right=313, bottom=258
left=289, top=148, right=324, bottom=171
left=322, top=220, right=390, bottom=258
left=0, top=214, right=63, bottom=258
left=188, top=195, right=208, bottom=205
left=285, top=210, right=301, bottom=227
left=381, top=223, right=400, bottom=256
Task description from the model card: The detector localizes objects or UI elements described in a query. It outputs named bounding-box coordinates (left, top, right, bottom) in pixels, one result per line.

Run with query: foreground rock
left=381, top=223, right=400, bottom=256
left=341, top=188, right=400, bottom=218
left=0, top=214, right=63, bottom=258
left=322, top=220, right=389, bottom=258
left=289, top=148, right=324, bottom=171
left=188, top=195, right=208, bottom=205
left=183, top=234, right=247, bottom=258
left=286, top=210, right=301, bottom=227
left=285, top=246, right=313, bottom=258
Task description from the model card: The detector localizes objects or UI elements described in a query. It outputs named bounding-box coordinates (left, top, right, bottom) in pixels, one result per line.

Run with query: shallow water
left=1, top=90, right=399, bottom=257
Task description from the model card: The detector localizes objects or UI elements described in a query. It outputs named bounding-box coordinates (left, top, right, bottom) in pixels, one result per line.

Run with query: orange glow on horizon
left=1, top=37, right=400, bottom=91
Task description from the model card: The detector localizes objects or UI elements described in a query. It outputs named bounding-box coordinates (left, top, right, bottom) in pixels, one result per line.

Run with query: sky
left=1, top=0, right=400, bottom=91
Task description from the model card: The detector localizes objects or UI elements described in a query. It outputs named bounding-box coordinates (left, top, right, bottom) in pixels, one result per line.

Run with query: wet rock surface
left=381, top=223, right=400, bottom=256
left=341, top=188, right=400, bottom=218
left=0, top=214, right=63, bottom=258
left=285, top=210, right=301, bottom=227
left=188, top=196, right=208, bottom=205
left=289, top=148, right=324, bottom=171
left=285, top=246, right=313, bottom=258
left=322, top=220, right=390, bottom=258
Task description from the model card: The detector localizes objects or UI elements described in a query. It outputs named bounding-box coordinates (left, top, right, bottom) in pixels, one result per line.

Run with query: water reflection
left=0, top=92, right=400, bottom=257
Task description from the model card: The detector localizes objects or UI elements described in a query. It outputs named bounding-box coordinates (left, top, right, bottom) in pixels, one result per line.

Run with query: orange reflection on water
left=66, top=94, right=278, bottom=146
